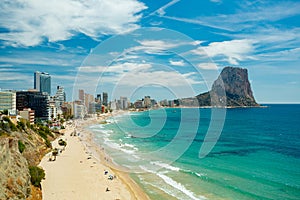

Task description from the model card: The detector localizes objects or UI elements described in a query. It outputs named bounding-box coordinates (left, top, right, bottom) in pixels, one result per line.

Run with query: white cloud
left=161, top=15, right=231, bottom=31
left=169, top=59, right=185, bottom=66
left=116, top=70, right=201, bottom=87
left=150, top=0, right=181, bottom=16
left=192, top=39, right=255, bottom=65
left=0, top=50, right=83, bottom=66
left=127, top=39, right=200, bottom=55
left=0, top=72, right=31, bottom=81
left=126, top=40, right=180, bottom=55
left=137, top=40, right=180, bottom=49
left=78, top=62, right=152, bottom=74
left=75, top=62, right=202, bottom=88
left=162, top=1, right=300, bottom=32
left=257, top=47, right=300, bottom=62
left=0, top=0, right=147, bottom=47
left=197, top=63, right=218, bottom=70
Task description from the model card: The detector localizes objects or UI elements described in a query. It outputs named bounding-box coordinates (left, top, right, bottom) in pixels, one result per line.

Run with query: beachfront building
left=143, top=96, right=151, bottom=108
left=88, top=102, right=96, bottom=114
left=34, top=71, right=51, bottom=95
left=102, top=92, right=108, bottom=106
left=16, top=90, right=49, bottom=120
left=96, top=94, right=101, bottom=104
left=119, top=96, right=129, bottom=110
left=54, top=86, right=66, bottom=109
left=179, top=98, right=199, bottom=107
left=48, top=100, right=57, bottom=120
left=61, top=102, right=74, bottom=118
left=159, top=99, right=168, bottom=107
left=79, top=89, right=85, bottom=103
left=134, top=100, right=143, bottom=109
left=74, top=104, right=85, bottom=119
left=0, top=90, right=17, bottom=115
left=85, top=93, right=94, bottom=112
left=19, top=108, right=35, bottom=124
left=95, top=102, right=102, bottom=112
left=110, top=100, right=117, bottom=110
left=168, top=100, right=175, bottom=107
left=151, top=99, right=157, bottom=107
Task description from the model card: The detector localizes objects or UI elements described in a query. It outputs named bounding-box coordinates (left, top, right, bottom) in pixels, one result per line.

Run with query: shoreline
left=78, top=114, right=150, bottom=200
left=39, top=112, right=149, bottom=200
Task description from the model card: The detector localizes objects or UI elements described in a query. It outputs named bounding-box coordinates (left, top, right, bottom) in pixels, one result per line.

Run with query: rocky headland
left=180, top=67, right=259, bottom=107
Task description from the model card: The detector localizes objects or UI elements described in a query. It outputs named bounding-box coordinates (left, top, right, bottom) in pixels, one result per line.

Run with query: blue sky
left=0, top=0, right=299, bottom=103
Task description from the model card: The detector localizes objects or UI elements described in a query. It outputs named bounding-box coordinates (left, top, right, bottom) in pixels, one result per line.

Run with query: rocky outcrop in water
left=196, top=67, right=259, bottom=107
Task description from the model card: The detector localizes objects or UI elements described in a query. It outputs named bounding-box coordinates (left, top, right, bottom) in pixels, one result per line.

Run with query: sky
left=0, top=0, right=299, bottom=103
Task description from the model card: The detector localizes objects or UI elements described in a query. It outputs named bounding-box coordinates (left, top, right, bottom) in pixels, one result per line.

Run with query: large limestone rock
left=196, top=67, right=259, bottom=107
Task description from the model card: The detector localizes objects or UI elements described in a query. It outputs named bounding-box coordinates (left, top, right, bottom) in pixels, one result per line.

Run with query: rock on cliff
left=196, top=67, right=259, bottom=107
left=0, top=120, right=54, bottom=200
left=0, top=137, right=31, bottom=200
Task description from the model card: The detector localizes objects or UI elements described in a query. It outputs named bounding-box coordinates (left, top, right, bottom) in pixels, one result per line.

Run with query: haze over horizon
left=0, top=0, right=299, bottom=103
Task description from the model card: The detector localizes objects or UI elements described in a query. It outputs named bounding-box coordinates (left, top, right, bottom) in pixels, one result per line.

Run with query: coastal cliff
left=0, top=119, right=55, bottom=200
left=195, top=67, right=259, bottom=107
left=0, top=137, right=31, bottom=199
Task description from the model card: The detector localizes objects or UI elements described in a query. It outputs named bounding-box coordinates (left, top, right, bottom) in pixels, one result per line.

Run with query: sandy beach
left=40, top=115, right=149, bottom=200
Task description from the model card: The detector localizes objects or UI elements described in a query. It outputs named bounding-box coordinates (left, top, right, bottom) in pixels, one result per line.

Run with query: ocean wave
left=180, top=169, right=206, bottom=179
left=89, top=124, right=104, bottom=129
left=138, top=177, right=183, bottom=200
left=150, top=161, right=180, bottom=172
left=103, top=140, right=139, bottom=156
left=106, top=119, right=115, bottom=123
left=157, top=173, right=206, bottom=200
left=140, top=165, right=206, bottom=200
left=123, top=143, right=139, bottom=151
left=146, top=161, right=206, bottom=179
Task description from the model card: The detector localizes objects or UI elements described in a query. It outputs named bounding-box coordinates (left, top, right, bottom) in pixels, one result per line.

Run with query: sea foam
left=150, top=161, right=180, bottom=172
left=157, top=173, right=206, bottom=200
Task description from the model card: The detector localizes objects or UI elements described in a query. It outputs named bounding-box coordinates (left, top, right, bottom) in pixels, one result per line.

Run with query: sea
left=88, top=104, right=300, bottom=200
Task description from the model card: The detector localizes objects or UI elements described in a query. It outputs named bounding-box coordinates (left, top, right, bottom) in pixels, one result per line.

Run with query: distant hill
left=180, top=67, right=259, bottom=107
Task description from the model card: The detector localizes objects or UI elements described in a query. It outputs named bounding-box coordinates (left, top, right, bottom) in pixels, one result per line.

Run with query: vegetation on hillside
left=18, top=140, right=25, bottom=153
left=28, top=166, right=45, bottom=188
left=0, top=117, right=55, bottom=148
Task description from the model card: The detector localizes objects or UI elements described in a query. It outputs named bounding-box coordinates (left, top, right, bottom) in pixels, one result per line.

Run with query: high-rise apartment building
left=119, top=97, right=128, bottom=110
left=102, top=92, right=108, bottom=106
left=96, top=94, right=101, bottom=104
left=84, top=93, right=94, bottom=113
left=54, top=86, right=66, bottom=108
left=16, top=90, right=49, bottom=120
left=79, top=89, right=85, bottom=103
left=143, top=96, right=151, bottom=108
left=34, top=71, right=51, bottom=95
left=0, top=91, right=16, bottom=115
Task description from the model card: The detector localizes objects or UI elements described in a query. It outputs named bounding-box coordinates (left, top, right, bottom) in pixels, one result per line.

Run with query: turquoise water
left=89, top=104, right=300, bottom=200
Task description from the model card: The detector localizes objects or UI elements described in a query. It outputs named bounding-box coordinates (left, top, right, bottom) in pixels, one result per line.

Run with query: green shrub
left=17, top=120, right=26, bottom=131
left=29, top=166, right=45, bottom=188
left=58, top=139, right=67, bottom=146
left=45, top=138, right=51, bottom=148
left=2, top=109, right=8, bottom=115
left=26, top=121, right=31, bottom=128
left=2, top=117, right=18, bottom=131
left=18, top=140, right=25, bottom=153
